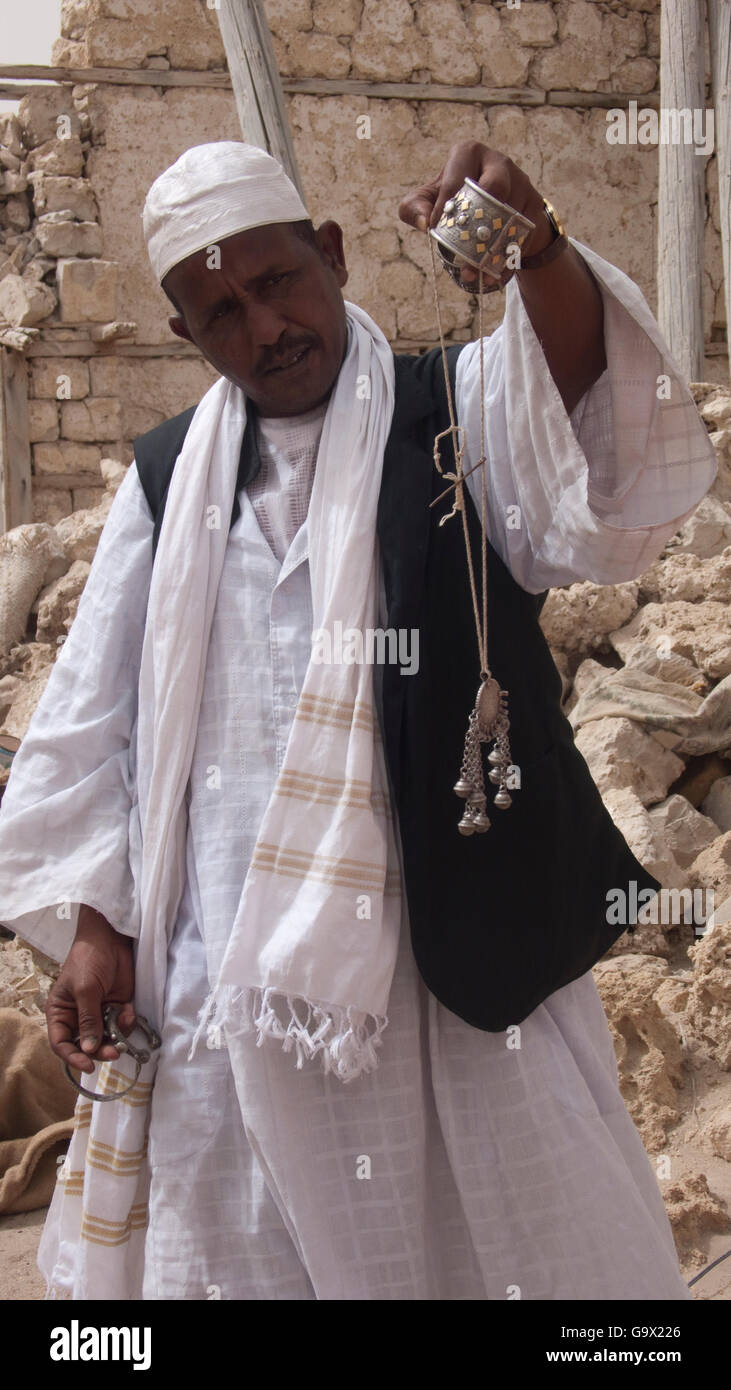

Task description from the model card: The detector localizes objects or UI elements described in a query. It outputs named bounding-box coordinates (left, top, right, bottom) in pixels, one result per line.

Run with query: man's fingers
left=74, top=984, right=105, bottom=1053
left=398, top=184, right=440, bottom=232
left=116, top=1000, right=138, bottom=1034
left=50, top=1033, right=97, bottom=1074
left=400, top=148, right=515, bottom=240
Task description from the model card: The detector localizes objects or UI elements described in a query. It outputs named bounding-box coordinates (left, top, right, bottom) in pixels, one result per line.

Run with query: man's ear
left=168, top=314, right=193, bottom=343
left=315, top=219, right=348, bottom=290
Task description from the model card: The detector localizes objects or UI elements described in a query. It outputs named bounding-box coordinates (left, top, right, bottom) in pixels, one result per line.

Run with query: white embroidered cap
left=142, top=141, right=309, bottom=284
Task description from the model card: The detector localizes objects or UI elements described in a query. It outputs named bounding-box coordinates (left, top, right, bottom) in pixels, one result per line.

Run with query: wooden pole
left=0, top=349, right=32, bottom=533
left=708, top=0, right=731, bottom=382
left=215, top=0, right=305, bottom=199
left=657, top=0, right=707, bottom=381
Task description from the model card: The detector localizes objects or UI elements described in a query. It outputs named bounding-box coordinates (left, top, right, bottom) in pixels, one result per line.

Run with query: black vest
left=134, top=347, right=658, bottom=1031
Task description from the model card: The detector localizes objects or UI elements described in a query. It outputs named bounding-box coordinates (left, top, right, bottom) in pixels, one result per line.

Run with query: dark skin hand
left=46, top=905, right=137, bottom=1075
left=400, top=140, right=607, bottom=415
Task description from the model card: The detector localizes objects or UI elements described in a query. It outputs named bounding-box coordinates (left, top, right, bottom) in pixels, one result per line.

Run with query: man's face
left=162, top=220, right=349, bottom=417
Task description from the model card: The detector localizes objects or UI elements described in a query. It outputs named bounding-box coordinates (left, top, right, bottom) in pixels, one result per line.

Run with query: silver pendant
left=453, top=676, right=514, bottom=835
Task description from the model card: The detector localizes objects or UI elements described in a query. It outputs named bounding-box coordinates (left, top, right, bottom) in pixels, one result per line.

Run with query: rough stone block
left=35, top=559, right=91, bottom=643
left=541, top=580, right=639, bottom=657
left=0, top=113, right=25, bottom=159
left=31, top=487, right=73, bottom=525
left=30, top=358, right=89, bottom=400
left=351, top=0, right=428, bottom=80
left=574, top=717, right=685, bottom=806
left=638, top=548, right=731, bottom=606
left=35, top=219, right=103, bottom=258
left=417, top=0, right=480, bottom=85
left=3, top=171, right=29, bottom=195
left=54, top=493, right=114, bottom=563
left=51, top=37, right=88, bottom=68
left=60, top=0, right=88, bottom=41
left=5, top=197, right=31, bottom=231
left=57, top=259, right=118, bottom=322
left=89, top=358, right=119, bottom=396
left=668, top=495, right=731, bottom=559
left=613, top=57, right=658, bottom=92
left=71, top=487, right=106, bottom=511
left=686, top=831, right=731, bottom=906
left=0, top=274, right=56, bottom=327
left=502, top=1, right=557, bottom=47
left=61, top=397, right=122, bottom=441
left=29, top=136, right=85, bottom=178
left=100, top=457, right=127, bottom=492
left=469, top=5, right=530, bottom=86
left=287, top=33, right=352, bottom=78
left=701, top=777, right=731, bottom=834
left=602, top=787, right=687, bottom=890
left=34, top=441, right=101, bottom=476
left=611, top=601, right=731, bottom=681
left=18, top=91, right=78, bottom=148
left=27, top=400, right=59, bottom=443
left=27, top=174, right=97, bottom=221
left=534, top=0, right=611, bottom=91
left=267, top=0, right=314, bottom=35
left=647, top=794, right=720, bottom=869
left=312, top=0, right=361, bottom=36
left=83, top=6, right=225, bottom=70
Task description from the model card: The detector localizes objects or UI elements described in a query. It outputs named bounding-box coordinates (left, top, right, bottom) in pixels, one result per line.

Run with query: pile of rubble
left=0, top=386, right=730, bottom=1282
left=538, top=381, right=731, bottom=1276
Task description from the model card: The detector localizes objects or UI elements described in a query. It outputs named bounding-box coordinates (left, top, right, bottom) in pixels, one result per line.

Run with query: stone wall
left=0, top=0, right=727, bottom=526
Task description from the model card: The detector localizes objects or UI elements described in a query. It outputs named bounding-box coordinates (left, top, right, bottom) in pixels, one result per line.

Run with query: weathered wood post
left=657, top=0, right=707, bottom=381
left=0, top=348, right=32, bottom=533
left=708, top=0, right=730, bottom=383
left=216, top=0, right=305, bottom=199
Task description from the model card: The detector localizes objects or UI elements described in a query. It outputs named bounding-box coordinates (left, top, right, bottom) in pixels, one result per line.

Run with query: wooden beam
left=0, top=65, right=661, bottom=110
left=280, top=78, right=545, bottom=105
left=708, top=0, right=731, bottom=384
left=547, top=89, right=660, bottom=110
left=32, top=472, right=106, bottom=490
left=0, top=349, right=32, bottom=533
left=215, top=1, right=304, bottom=197
left=0, top=64, right=230, bottom=89
left=657, top=0, right=706, bottom=381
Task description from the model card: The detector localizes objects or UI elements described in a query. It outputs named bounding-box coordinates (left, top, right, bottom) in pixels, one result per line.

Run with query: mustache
left=258, top=336, right=317, bottom=374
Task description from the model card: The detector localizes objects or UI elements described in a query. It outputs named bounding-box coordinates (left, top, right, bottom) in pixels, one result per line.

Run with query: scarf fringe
left=189, top=984, right=388, bottom=1083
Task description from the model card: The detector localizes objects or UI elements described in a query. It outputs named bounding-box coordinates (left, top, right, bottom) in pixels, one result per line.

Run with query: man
left=0, top=140, right=717, bottom=1300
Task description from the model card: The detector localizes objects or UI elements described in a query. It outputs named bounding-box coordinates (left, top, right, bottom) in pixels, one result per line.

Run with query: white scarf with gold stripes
left=139, top=301, right=401, bottom=1082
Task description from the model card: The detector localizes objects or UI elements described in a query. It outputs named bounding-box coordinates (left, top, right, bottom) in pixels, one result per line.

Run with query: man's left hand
left=398, top=138, right=607, bottom=414
left=398, top=140, right=553, bottom=291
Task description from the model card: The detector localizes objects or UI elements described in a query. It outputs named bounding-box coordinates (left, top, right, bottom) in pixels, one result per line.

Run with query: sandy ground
left=1, top=1203, right=728, bottom=1302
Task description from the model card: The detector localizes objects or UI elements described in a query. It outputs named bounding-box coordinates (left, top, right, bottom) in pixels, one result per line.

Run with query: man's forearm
left=515, top=245, right=607, bottom=416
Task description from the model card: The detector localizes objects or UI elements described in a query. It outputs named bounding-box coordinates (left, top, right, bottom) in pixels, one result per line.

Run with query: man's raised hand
left=398, top=139, right=551, bottom=290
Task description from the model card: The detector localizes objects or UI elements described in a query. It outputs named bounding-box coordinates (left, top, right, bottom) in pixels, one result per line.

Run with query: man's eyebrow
left=200, top=263, right=297, bottom=322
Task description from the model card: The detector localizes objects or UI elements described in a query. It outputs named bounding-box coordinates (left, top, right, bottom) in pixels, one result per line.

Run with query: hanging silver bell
left=458, top=812, right=476, bottom=836
left=487, top=747, right=503, bottom=765
left=488, top=767, right=502, bottom=784
left=453, top=778, right=473, bottom=799
left=494, top=789, right=512, bottom=809
left=472, top=809, right=491, bottom=832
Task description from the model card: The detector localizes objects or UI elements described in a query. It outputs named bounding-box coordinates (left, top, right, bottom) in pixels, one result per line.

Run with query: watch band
left=519, top=199, right=569, bottom=270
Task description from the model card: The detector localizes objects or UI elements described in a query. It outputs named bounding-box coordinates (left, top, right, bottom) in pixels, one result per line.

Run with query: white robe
left=0, top=243, right=716, bottom=1299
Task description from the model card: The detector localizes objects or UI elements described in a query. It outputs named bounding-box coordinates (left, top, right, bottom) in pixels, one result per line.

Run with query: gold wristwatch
left=519, top=199, right=568, bottom=270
